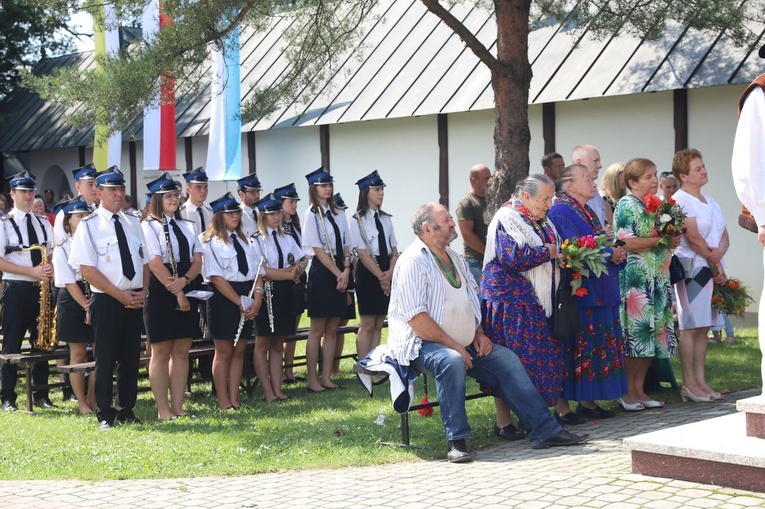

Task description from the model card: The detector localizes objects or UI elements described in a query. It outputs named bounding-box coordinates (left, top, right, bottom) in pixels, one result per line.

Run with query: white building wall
left=255, top=127, right=321, bottom=194
left=330, top=116, right=439, bottom=250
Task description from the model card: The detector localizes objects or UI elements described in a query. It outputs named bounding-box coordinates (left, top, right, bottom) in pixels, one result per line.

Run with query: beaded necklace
left=557, top=192, right=604, bottom=235
left=430, top=250, right=460, bottom=288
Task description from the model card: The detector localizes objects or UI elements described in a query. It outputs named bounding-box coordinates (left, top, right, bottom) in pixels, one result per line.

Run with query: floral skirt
left=561, top=305, right=627, bottom=401
left=481, top=298, right=562, bottom=407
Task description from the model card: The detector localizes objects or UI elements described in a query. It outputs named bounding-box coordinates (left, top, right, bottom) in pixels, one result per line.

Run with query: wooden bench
left=0, top=349, right=70, bottom=412
left=353, top=363, right=491, bottom=447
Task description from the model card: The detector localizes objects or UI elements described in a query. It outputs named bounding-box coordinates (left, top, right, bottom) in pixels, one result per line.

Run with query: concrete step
left=623, top=410, right=765, bottom=493
left=737, top=395, right=765, bottom=438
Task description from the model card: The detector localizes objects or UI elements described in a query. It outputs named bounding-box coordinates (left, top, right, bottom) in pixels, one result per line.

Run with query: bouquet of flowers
left=644, top=194, right=687, bottom=247
left=712, top=278, right=754, bottom=318
left=558, top=234, right=612, bottom=297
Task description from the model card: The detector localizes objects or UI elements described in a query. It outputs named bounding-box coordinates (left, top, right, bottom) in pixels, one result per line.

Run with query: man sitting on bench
left=387, top=203, right=587, bottom=463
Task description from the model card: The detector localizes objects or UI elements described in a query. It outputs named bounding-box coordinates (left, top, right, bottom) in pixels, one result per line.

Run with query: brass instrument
left=22, top=245, right=57, bottom=352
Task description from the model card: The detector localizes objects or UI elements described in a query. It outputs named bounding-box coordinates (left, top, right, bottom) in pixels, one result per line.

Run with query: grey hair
left=556, top=164, right=588, bottom=193
left=411, top=203, right=438, bottom=237
left=515, top=173, right=555, bottom=198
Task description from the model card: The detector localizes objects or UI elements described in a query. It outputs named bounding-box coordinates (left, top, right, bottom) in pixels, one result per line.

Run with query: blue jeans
left=411, top=341, right=562, bottom=446
left=466, top=258, right=483, bottom=289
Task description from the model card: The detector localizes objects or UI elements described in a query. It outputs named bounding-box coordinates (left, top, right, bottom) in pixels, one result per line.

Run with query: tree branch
left=419, top=0, right=500, bottom=73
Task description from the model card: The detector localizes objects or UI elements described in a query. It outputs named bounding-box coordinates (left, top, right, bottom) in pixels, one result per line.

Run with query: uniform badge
left=287, top=253, right=295, bottom=266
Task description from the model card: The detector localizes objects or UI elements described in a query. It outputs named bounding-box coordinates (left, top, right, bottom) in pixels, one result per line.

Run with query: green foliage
left=0, top=0, right=75, bottom=99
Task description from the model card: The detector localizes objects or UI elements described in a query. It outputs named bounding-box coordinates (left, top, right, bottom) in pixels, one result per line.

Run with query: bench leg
left=24, top=365, right=34, bottom=413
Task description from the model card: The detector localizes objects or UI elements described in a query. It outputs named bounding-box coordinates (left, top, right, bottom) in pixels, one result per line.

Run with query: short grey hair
left=412, top=203, right=438, bottom=237
left=556, top=164, right=588, bottom=193
left=515, top=173, right=554, bottom=198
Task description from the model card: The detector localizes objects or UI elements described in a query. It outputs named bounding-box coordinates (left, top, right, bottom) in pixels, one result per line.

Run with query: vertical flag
left=92, top=4, right=122, bottom=170
left=205, top=28, right=242, bottom=181
left=142, top=0, right=177, bottom=171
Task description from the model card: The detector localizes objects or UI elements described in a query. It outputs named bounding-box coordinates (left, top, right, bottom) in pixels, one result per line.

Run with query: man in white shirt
left=237, top=173, right=262, bottom=238
left=69, top=167, right=149, bottom=429
left=0, top=171, right=54, bottom=411
left=386, top=203, right=587, bottom=463
left=731, top=43, right=765, bottom=392
left=53, top=164, right=99, bottom=246
left=571, top=145, right=611, bottom=231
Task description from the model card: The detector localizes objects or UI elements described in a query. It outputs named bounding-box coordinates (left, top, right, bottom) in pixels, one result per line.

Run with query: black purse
left=552, top=270, right=580, bottom=339
left=669, top=254, right=686, bottom=285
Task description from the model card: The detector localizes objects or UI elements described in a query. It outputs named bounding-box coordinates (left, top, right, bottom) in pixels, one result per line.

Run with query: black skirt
left=306, top=258, right=348, bottom=318
left=144, top=272, right=201, bottom=343
left=355, top=262, right=390, bottom=315
left=56, top=282, right=94, bottom=344
left=208, top=279, right=255, bottom=341
left=255, top=280, right=297, bottom=337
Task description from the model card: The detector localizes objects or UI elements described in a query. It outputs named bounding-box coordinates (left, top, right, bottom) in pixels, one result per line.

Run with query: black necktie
left=272, top=230, right=284, bottom=269
left=325, top=211, right=344, bottom=268
left=374, top=212, right=390, bottom=270
left=26, top=214, right=41, bottom=266
left=288, top=221, right=300, bottom=245
left=197, top=207, right=206, bottom=233
left=170, top=219, right=191, bottom=267
left=231, top=234, right=248, bottom=276
left=253, top=209, right=258, bottom=225
left=113, top=214, right=136, bottom=280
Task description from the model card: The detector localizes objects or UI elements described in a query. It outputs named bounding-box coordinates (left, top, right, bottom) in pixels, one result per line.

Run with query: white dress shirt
left=53, top=237, right=83, bottom=288
left=202, top=231, right=264, bottom=282
left=179, top=201, right=213, bottom=237
left=586, top=190, right=608, bottom=227
left=349, top=209, right=397, bottom=256
left=68, top=206, right=149, bottom=292
left=251, top=227, right=306, bottom=270
left=239, top=204, right=258, bottom=239
left=732, top=86, right=765, bottom=226
left=0, top=207, right=53, bottom=282
left=141, top=215, right=202, bottom=266
left=301, top=205, right=350, bottom=257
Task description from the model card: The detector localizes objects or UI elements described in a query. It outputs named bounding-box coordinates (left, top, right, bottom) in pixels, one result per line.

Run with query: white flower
left=660, top=214, right=672, bottom=223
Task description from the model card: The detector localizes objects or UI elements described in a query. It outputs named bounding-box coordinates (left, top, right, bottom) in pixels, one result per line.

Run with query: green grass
left=0, top=326, right=761, bottom=480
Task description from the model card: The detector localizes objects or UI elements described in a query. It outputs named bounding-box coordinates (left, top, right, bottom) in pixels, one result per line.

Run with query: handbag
left=552, top=270, right=580, bottom=339
left=669, top=255, right=686, bottom=285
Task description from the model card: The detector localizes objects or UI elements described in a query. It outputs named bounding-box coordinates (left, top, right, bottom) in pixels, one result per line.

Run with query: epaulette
left=35, top=214, right=51, bottom=223
left=179, top=218, right=194, bottom=223
left=127, top=210, right=142, bottom=219
left=56, top=236, right=70, bottom=248
left=251, top=231, right=263, bottom=239
left=82, top=212, right=98, bottom=221
left=144, top=216, right=158, bottom=222
left=0, top=215, right=9, bottom=221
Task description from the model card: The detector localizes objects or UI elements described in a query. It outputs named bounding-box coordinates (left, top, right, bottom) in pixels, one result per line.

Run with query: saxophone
left=22, top=245, right=57, bottom=352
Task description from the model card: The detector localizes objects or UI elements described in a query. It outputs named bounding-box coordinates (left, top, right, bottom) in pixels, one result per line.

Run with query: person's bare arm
left=458, top=219, right=485, bottom=255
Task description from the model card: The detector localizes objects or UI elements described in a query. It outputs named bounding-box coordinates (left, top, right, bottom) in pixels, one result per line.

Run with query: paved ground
left=2, top=390, right=765, bottom=509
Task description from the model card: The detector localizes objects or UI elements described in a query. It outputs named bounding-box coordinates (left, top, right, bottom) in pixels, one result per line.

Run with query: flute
left=258, top=233, right=275, bottom=333
left=233, top=255, right=264, bottom=347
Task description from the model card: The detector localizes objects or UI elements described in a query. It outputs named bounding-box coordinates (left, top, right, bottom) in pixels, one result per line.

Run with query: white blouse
left=301, top=205, right=350, bottom=257
left=672, top=189, right=726, bottom=268
left=349, top=210, right=397, bottom=256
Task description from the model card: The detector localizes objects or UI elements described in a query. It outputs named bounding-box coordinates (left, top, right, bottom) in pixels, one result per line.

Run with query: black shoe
left=446, top=439, right=472, bottom=463
left=34, top=397, right=57, bottom=409
left=554, top=411, right=586, bottom=425
left=62, top=387, right=74, bottom=402
left=532, top=430, right=589, bottom=449
left=576, top=404, right=616, bottom=419
left=2, top=400, right=18, bottom=412
left=493, top=423, right=525, bottom=441
left=116, top=409, right=142, bottom=425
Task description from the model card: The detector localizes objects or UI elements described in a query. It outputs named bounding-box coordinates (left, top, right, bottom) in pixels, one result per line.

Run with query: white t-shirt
left=672, top=189, right=725, bottom=268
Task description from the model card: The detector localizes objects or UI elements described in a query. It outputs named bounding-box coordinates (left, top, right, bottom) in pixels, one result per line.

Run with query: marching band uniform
left=141, top=174, right=203, bottom=343
left=237, top=173, right=262, bottom=239
left=302, top=172, right=351, bottom=317
left=53, top=198, right=95, bottom=345
left=179, top=167, right=213, bottom=239
left=0, top=171, right=54, bottom=411
left=334, top=193, right=357, bottom=321
left=275, top=183, right=306, bottom=316
left=252, top=194, right=307, bottom=337
left=203, top=193, right=263, bottom=341
left=69, top=167, right=149, bottom=429
left=349, top=171, right=397, bottom=316
left=53, top=164, right=97, bottom=246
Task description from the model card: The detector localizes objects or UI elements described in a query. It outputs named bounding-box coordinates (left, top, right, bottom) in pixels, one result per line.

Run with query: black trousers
left=90, top=292, right=142, bottom=423
left=0, top=282, right=49, bottom=403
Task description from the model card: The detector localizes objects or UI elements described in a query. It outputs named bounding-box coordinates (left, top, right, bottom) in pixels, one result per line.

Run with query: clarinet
left=314, top=206, right=335, bottom=261
left=258, top=232, right=275, bottom=333
left=160, top=217, right=178, bottom=278
left=234, top=255, right=265, bottom=347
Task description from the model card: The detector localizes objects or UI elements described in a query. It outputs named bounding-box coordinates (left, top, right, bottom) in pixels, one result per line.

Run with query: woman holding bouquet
left=671, top=148, right=729, bottom=402
left=481, top=174, right=561, bottom=439
left=548, top=164, right=628, bottom=423
left=614, top=158, right=679, bottom=411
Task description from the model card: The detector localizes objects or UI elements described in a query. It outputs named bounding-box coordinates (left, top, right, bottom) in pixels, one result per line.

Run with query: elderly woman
left=548, top=165, right=628, bottom=423
left=671, top=149, right=728, bottom=402
left=614, top=158, right=679, bottom=411
left=481, top=174, right=560, bottom=439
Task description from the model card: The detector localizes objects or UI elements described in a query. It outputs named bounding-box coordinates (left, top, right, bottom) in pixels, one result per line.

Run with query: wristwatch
left=184, top=276, right=191, bottom=286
